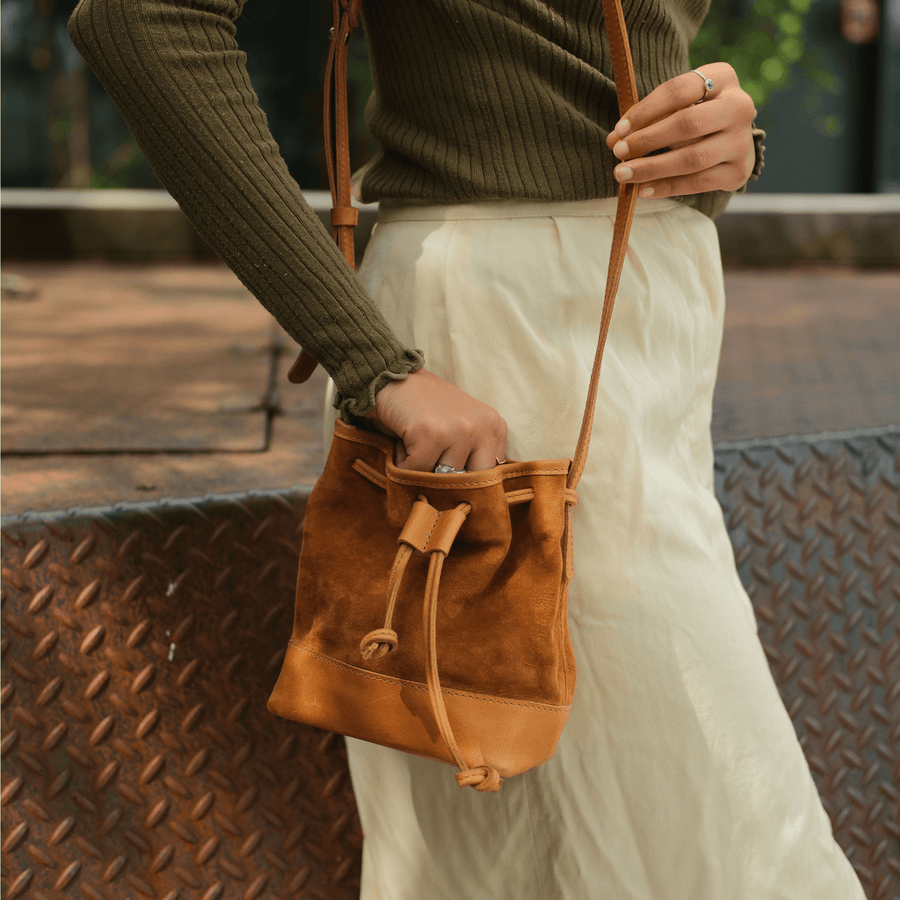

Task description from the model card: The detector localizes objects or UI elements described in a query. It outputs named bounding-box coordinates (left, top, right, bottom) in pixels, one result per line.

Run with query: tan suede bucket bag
left=267, top=0, right=639, bottom=793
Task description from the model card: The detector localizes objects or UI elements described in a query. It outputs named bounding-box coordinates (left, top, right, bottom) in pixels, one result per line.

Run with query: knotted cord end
left=456, top=765, right=502, bottom=793
left=360, top=628, right=398, bottom=661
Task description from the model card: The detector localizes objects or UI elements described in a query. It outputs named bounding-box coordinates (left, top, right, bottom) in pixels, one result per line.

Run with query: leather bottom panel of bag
left=268, top=418, right=578, bottom=779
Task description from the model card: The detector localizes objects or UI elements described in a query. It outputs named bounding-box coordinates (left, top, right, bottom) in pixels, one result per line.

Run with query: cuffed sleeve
left=736, top=125, right=767, bottom=194
left=333, top=347, right=426, bottom=424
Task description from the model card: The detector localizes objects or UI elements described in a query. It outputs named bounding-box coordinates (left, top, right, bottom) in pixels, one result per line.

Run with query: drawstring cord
left=359, top=495, right=502, bottom=792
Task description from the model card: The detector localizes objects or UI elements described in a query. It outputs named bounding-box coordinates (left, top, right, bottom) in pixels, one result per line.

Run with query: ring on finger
left=690, top=68, right=714, bottom=104
left=434, top=462, right=467, bottom=474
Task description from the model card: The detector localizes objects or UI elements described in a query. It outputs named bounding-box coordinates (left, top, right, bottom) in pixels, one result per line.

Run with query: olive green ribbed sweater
left=67, top=0, right=764, bottom=422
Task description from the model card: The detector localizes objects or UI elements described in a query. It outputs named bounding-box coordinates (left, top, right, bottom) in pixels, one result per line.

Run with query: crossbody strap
left=286, top=0, right=363, bottom=385
left=324, top=0, right=363, bottom=268
left=288, top=0, right=640, bottom=493
left=567, top=0, right=638, bottom=491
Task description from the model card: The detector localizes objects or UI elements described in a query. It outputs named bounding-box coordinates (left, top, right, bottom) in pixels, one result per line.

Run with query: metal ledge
left=3, top=425, right=897, bottom=528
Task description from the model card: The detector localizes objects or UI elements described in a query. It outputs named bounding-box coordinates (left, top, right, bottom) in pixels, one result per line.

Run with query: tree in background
left=690, top=0, right=842, bottom=137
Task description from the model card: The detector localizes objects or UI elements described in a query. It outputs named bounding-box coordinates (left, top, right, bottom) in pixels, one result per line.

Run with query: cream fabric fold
left=321, top=197, right=865, bottom=900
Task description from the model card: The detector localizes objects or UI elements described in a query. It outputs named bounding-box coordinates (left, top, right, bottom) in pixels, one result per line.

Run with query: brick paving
left=2, top=260, right=898, bottom=516
left=712, top=266, right=899, bottom=445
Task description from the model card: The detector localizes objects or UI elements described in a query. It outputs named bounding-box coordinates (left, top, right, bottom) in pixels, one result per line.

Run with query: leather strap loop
left=456, top=765, right=502, bottom=792
left=344, top=0, right=361, bottom=28
left=331, top=206, right=360, bottom=227
left=398, top=497, right=441, bottom=552
left=423, top=505, right=471, bottom=556
left=368, top=543, right=412, bottom=652
left=420, top=505, right=500, bottom=791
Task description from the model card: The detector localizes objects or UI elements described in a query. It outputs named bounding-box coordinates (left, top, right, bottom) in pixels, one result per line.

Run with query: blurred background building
left=2, top=0, right=899, bottom=194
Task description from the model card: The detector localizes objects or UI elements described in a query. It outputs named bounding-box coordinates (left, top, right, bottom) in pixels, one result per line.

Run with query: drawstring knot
left=360, top=495, right=503, bottom=791
left=456, top=766, right=502, bottom=792
left=359, top=628, right=398, bottom=660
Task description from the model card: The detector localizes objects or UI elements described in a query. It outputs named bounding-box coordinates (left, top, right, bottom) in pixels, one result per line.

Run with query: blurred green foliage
left=690, top=0, right=840, bottom=110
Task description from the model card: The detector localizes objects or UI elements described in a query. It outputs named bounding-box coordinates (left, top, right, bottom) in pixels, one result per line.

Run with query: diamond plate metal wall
left=714, top=429, right=900, bottom=900
left=1, top=492, right=362, bottom=900
left=2, top=428, right=899, bottom=900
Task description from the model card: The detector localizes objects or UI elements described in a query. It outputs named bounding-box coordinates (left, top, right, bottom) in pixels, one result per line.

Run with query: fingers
left=398, top=421, right=474, bottom=473
left=624, top=160, right=749, bottom=198
left=612, top=130, right=754, bottom=196
left=369, top=368, right=509, bottom=474
left=602, top=60, right=757, bottom=198
left=398, top=416, right=508, bottom=474
left=607, top=89, right=751, bottom=163
left=607, top=61, right=737, bottom=142
left=464, top=415, right=508, bottom=472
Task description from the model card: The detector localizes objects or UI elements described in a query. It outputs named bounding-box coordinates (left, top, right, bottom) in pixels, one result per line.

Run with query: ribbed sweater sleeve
left=66, top=0, right=425, bottom=424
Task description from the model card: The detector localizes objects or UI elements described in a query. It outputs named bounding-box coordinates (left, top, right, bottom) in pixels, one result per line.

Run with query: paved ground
left=2, top=260, right=898, bottom=516
left=712, top=266, right=899, bottom=443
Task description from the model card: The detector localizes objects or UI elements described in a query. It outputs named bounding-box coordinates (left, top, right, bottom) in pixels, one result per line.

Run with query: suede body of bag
left=267, top=0, right=640, bottom=792
left=267, top=418, right=579, bottom=790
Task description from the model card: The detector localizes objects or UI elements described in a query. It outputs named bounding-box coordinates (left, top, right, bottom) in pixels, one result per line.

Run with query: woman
left=68, top=1, right=865, bottom=897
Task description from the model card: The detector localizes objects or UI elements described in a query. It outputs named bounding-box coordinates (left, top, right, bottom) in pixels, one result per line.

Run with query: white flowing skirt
left=321, top=197, right=865, bottom=900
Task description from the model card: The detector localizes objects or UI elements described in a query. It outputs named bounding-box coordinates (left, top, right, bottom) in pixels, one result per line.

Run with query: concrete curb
left=714, top=194, right=900, bottom=267
left=3, top=190, right=899, bottom=266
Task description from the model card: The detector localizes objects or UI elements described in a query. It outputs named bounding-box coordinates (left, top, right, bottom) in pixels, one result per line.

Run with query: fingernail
left=613, top=140, right=629, bottom=159
left=639, top=186, right=655, bottom=197
left=615, top=165, right=633, bottom=182
left=615, top=118, right=632, bottom=136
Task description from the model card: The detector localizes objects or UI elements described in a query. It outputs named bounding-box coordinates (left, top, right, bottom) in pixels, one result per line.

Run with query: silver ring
left=433, top=463, right=467, bottom=474
left=691, top=69, right=714, bottom=103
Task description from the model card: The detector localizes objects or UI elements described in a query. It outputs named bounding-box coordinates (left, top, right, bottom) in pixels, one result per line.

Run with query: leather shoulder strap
left=287, top=0, right=362, bottom=384
left=566, top=0, right=638, bottom=490
left=325, top=0, right=363, bottom=268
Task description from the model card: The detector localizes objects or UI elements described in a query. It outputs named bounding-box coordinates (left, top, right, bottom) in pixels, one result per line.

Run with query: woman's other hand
left=605, top=62, right=757, bottom=198
left=362, top=368, right=508, bottom=473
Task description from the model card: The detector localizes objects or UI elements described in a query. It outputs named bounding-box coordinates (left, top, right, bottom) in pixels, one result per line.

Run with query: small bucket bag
left=267, top=0, right=639, bottom=792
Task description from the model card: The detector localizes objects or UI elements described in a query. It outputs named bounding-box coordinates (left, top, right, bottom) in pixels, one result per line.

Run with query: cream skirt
left=321, top=197, right=865, bottom=900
